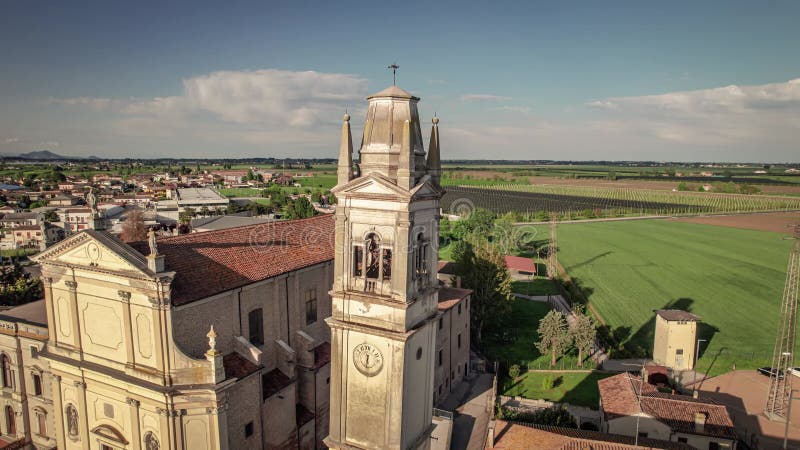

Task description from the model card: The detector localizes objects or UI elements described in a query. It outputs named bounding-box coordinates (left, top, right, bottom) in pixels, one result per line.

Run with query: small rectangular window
left=458, top=304, right=461, bottom=314
left=33, top=374, right=42, bottom=396
left=305, top=289, right=317, bottom=326
left=37, top=411, right=46, bottom=435
left=678, top=437, right=688, bottom=443
left=438, top=350, right=443, bottom=367
left=458, top=333, right=461, bottom=349
left=676, top=349, right=684, bottom=355
left=353, top=246, right=363, bottom=277
left=248, top=309, right=264, bottom=346
left=245, top=421, right=254, bottom=438
left=382, top=249, right=392, bottom=280
left=438, top=318, right=443, bottom=330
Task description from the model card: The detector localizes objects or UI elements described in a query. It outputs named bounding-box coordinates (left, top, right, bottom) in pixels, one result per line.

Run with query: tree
left=453, top=234, right=513, bottom=344
left=43, top=210, right=59, bottom=223
left=570, top=308, right=597, bottom=367
left=120, top=209, right=148, bottom=242
left=536, top=310, right=570, bottom=367
left=286, top=197, right=316, bottom=219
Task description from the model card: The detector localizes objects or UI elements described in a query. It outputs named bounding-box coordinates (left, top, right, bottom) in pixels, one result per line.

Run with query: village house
left=598, top=372, right=737, bottom=449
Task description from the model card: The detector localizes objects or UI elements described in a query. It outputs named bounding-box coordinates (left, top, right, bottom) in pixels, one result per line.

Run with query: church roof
left=367, top=85, right=418, bottom=100
left=130, top=214, right=335, bottom=306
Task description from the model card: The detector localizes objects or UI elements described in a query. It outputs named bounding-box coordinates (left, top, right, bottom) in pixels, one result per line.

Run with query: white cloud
left=60, top=69, right=369, bottom=129
left=460, top=94, right=512, bottom=102
left=3, top=137, right=19, bottom=144
left=495, top=105, right=532, bottom=114
left=40, top=141, right=60, bottom=148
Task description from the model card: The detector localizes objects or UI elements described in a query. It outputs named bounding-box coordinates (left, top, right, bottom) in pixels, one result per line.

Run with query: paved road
left=446, top=373, right=495, bottom=450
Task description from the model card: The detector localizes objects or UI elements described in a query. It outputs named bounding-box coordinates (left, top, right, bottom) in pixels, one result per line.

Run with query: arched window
left=1, top=354, right=11, bottom=389
left=415, top=233, right=428, bottom=277
left=5, top=406, right=15, bottom=435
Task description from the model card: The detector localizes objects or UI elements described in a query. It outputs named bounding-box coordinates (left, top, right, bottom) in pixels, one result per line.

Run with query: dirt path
left=671, top=211, right=800, bottom=234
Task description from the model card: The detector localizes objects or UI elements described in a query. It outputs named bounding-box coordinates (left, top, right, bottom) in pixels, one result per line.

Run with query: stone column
left=127, top=398, right=141, bottom=450
left=43, top=277, right=56, bottom=345
left=52, top=375, right=65, bottom=448
left=73, top=380, right=89, bottom=446
left=119, top=290, right=135, bottom=369
left=65, top=281, right=82, bottom=351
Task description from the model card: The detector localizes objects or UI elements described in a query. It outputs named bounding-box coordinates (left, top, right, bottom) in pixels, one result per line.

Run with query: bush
left=541, top=374, right=554, bottom=390
left=508, top=364, right=521, bottom=380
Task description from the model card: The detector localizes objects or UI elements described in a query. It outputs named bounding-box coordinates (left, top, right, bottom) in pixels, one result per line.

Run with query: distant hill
left=16, top=150, right=69, bottom=160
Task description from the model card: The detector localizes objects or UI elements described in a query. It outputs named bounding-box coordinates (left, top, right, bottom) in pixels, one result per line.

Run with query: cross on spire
left=387, top=63, right=399, bottom=85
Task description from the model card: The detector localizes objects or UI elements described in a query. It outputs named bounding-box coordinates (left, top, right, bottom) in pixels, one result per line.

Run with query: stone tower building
left=325, top=85, right=444, bottom=450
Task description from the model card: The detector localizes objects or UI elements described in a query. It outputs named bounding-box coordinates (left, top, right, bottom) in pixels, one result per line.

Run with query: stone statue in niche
left=65, top=404, right=79, bottom=437
left=144, top=432, right=160, bottom=450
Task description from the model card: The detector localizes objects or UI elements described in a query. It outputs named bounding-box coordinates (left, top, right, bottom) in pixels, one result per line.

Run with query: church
left=0, top=84, right=471, bottom=450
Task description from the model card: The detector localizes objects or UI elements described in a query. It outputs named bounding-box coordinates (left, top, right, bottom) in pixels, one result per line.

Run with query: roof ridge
left=158, top=214, right=331, bottom=243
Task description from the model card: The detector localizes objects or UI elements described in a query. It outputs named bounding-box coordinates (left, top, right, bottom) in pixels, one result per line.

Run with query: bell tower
left=325, top=85, right=444, bottom=450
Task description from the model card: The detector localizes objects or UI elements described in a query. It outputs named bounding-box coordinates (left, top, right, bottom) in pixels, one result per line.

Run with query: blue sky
left=1, top=0, right=799, bottom=161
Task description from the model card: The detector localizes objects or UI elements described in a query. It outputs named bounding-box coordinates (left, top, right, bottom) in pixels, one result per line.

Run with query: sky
left=1, top=0, right=799, bottom=162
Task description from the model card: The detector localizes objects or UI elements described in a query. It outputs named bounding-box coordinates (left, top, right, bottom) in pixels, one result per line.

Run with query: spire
left=397, top=119, right=412, bottom=189
left=357, top=86, right=425, bottom=185
left=426, top=115, right=441, bottom=185
left=337, top=113, right=353, bottom=186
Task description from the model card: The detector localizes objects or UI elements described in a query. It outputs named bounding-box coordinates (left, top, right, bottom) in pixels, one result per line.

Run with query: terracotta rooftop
left=598, top=373, right=736, bottom=440
left=655, top=309, right=700, bottom=322
left=438, top=260, right=457, bottom=275
left=438, top=287, right=471, bottom=311
left=131, top=214, right=335, bottom=306
left=504, top=255, right=537, bottom=273
left=490, top=421, right=693, bottom=449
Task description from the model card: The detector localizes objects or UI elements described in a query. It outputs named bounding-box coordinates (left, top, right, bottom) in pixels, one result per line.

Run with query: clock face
left=353, top=343, right=383, bottom=377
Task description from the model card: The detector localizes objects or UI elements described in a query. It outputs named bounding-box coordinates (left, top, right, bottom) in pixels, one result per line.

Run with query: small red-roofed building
left=504, top=255, right=537, bottom=279
left=598, top=372, right=737, bottom=449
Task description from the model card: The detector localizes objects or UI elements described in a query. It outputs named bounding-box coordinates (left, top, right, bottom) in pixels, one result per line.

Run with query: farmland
left=441, top=185, right=800, bottom=218
left=555, top=219, right=794, bottom=376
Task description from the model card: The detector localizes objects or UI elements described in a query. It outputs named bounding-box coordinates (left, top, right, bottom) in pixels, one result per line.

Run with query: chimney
left=455, top=276, right=462, bottom=288
left=694, top=412, right=707, bottom=433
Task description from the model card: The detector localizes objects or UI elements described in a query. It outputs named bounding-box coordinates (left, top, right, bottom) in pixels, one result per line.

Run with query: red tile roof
left=598, top=373, right=736, bottom=440
left=504, top=255, right=536, bottom=273
left=131, top=215, right=335, bottom=306
left=438, top=287, right=471, bottom=310
left=490, top=421, right=693, bottom=449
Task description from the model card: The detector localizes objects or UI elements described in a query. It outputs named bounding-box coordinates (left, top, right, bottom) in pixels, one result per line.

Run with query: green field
left=556, top=219, right=793, bottom=376
left=219, top=187, right=263, bottom=197
left=503, top=371, right=614, bottom=408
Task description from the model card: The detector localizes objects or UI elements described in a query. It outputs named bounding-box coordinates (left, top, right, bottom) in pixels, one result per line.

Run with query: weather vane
left=387, top=63, right=399, bottom=86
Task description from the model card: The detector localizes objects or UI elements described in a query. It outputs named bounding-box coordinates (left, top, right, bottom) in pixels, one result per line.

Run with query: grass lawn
left=512, top=278, right=560, bottom=296
left=483, top=299, right=591, bottom=370
left=219, top=188, right=262, bottom=197
left=502, top=371, right=614, bottom=408
left=294, top=174, right=337, bottom=190
left=556, top=219, right=793, bottom=376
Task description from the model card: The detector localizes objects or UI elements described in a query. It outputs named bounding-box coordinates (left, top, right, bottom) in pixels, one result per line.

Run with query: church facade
left=0, top=84, right=468, bottom=450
